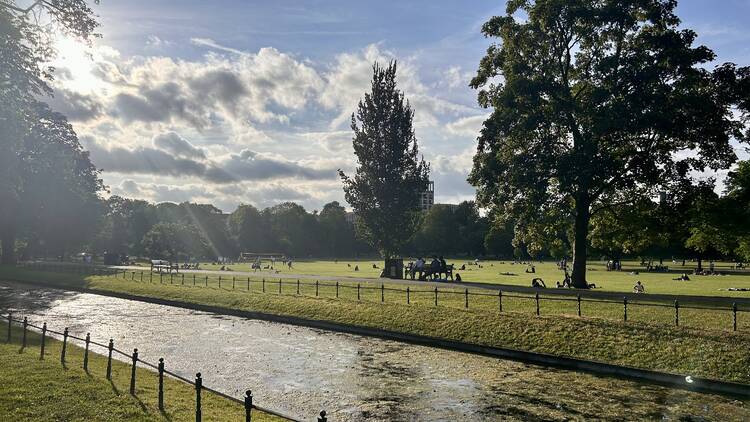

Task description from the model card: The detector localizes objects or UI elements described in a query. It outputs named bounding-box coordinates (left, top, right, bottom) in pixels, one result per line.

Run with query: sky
left=44, top=0, right=750, bottom=213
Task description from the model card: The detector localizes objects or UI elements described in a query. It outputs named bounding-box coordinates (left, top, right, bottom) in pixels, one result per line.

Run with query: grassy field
left=182, top=259, right=750, bottom=297
left=2, top=265, right=750, bottom=385
left=0, top=318, right=284, bottom=421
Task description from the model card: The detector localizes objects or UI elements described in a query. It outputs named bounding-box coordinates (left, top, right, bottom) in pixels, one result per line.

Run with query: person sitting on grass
left=633, top=281, right=645, bottom=293
left=354, top=265, right=359, bottom=271
left=525, top=264, right=536, bottom=273
left=531, top=278, right=546, bottom=288
left=455, top=273, right=462, bottom=282
left=673, top=273, right=690, bottom=281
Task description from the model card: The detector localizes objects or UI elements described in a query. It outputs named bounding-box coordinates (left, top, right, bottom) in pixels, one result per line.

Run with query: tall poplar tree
left=339, top=61, right=429, bottom=258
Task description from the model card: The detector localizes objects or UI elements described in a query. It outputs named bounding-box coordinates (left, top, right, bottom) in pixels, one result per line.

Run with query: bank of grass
left=189, top=259, right=750, bottom=297
left=3, top=265, right=750, bottom=385
left=0, top=320, right=284, bottom=421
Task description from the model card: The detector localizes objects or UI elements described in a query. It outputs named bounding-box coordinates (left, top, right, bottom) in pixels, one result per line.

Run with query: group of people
left=407, top=256, right=451, bottom=281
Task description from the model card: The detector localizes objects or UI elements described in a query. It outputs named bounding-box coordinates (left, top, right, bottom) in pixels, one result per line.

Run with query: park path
left=111, top=265, right=750, bottom=308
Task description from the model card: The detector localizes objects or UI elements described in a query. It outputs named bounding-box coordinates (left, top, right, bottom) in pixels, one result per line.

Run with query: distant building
left=345, top=212, right=356, bottom=225
left=433, top=203, right=460, bottom=212
left=419, top=180, right=435, bottom=211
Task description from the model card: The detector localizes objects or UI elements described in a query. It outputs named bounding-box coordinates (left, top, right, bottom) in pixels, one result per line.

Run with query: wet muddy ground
left=0, top=281, right=747, bottom=421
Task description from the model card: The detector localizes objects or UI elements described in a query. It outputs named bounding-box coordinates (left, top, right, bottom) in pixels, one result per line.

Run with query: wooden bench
left=150, top=260, right=179, bottom=274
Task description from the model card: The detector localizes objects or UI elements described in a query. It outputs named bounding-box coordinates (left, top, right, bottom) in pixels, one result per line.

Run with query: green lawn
left=183, top=259, right=750, bottom=297
left=3, top=266, right=750, bottom=385
left=0, top=319, right=284, bottom=421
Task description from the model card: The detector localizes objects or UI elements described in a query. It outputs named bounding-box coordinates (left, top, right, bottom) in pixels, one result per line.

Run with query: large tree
left=339, top=61, right=430, bottom=259
left=1, top=1, right=101, bottom=263
left=469, top=0, right=748, bottom=287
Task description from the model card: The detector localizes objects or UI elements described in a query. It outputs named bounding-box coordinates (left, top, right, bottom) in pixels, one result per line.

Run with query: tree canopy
left=470, top=0, right=749, bottom=287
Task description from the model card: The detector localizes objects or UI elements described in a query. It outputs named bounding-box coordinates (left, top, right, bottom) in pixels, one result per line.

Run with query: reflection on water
left=0, top=281, right=747, bottom=421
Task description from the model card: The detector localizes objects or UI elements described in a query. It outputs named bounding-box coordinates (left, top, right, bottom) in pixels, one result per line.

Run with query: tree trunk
left=696, top=257, right=702, bottom=272
left=571, top=197, right=590, bottom=289
left=1, top=226, right=16, bottom=265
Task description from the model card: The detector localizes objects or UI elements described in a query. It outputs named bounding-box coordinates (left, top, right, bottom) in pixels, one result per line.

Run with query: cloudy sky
left=46, top=0, right=750, bottom=213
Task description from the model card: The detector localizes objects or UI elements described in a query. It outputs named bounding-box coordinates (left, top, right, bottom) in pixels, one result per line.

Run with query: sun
left=50, top=35, right=107, bottom=94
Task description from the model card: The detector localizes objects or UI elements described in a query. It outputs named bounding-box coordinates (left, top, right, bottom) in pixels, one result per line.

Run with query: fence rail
left=17, top=261, right=750, bottom=332
left=1, top=312, right=328, bottom=422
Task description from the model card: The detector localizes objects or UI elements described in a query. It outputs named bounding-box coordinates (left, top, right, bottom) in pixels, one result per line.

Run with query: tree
left=229, top=204, right=269, bottom=254
left=318, top=201, right=356, bottom=257
left=339, top=61, right=430, bottom=259
left=469, top=0, right=748, bottom=287
left=142, top=223, right=208, bottom=261
left=0, top=1, right=102, bottom=263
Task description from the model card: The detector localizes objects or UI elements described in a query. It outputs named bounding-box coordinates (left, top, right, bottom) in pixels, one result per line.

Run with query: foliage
left=470, top=0, right=749, bottom=286
left=141, top=222, right=209, bottom=261
left=339, top=61, right=430, bottom=258
left=0, top=1, right=102, bottom=263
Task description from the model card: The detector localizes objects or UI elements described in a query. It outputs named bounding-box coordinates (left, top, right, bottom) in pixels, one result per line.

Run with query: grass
left=144, top=259, right=750, bottom=298
left=0, top=319, right=284, bottom=421
left=2, top=265, right=750, bottom=385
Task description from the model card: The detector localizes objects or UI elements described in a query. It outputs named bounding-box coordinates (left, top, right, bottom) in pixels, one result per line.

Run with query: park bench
left=410, top=263, right=454, bottom=281
left=150, top=260, right=179, bottom=274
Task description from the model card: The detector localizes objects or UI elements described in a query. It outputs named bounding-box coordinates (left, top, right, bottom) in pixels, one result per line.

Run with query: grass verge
left=2, top=265, right=750, bottom=385
left=0, top=319, right=284, bottom=421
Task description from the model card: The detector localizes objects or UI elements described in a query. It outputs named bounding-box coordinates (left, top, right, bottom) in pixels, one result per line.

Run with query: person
left=415, top=257, right=425, bottom=280
left=430, top=256, right=441, bottom=280
left=709, top=260, right=715, bottom=274
left=287, top=260, right=293, bottom=269
left=673, top=273, right=690, bottom=281
left=406, top=262, right=414, bottom=280
left=531, top=278, right=546, bottom=288
left=460, top=264, right=466, bottom=271
left=525, top=264, right=535, bottom=274
left=455, top=273, right=462, bottom=282
left=354, top=265, right=359, bottom=272
left=439, top=256, right=447, bottom=275
left=633, top=281, right=645, bottom=293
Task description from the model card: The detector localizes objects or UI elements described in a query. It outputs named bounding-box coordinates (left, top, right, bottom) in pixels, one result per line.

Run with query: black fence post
left=336, top=281, right=339, bottom=298
left=22, top=317, right=27, bottom=349
left=61, top=328, right=69, bottom=364
left=195, top=373, right=202, bottom=422
left=84, top=333, right=90, bottom=372
left=577, top=294, right=582, bottom=317
left=205, top=276, right=208, bottom=287
left=381, top=283, right=385, bottom=303
left=130, top=348, right=138, bottom=395
left=465, top=288, right=469, bottom=309
left=131, top=272, right=135, bottom=281
left=315, top=280, right=319, bottom=297
left=318, top=410, right=327, bottom=422
left=106, top=339, right=114, bottom=380
left=141, top=271, right=144, bottom=282
left=193, top=274, right=196, bottom=286
left=233, top=276, right=236, bottom=290
left=160, top=273, right=163, bottom=284
left=357, top=283, right=361, bottom=301
left=675, top=300, right=679, bottom=326
left=244, top=390, right=253, bottom=422
left=262, top=278, right=266, bottom=293
left=297, top=279, right=300, bottom=295
left=535, top=292, right=540, bottom=316
left=623, top=297, right=628, bottom=322
left=278, top=278, right=282, bottom=295
left=219, top=276, right=222, bottom=289
left=407, top=286, right=410, bottom=304
left=247, top=277, right=250, bottom=291
left=498, top=290, right=503, bottom=312
left=150, top=272, right=153, bottom=283
left=158, top=358, right=165, bottom=411
left=6, top=312, right=11, bottom=342
left=40, top=322, right=46, bottom=360
left=182, top=273, right=185, bottom=285
left=733, top=302, right=738, bottom=331
left=434, top=287, right=438, bottom=307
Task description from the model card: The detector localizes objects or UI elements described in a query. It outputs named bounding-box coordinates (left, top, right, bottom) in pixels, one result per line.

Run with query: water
left=0, top=281, right=747, bottom=421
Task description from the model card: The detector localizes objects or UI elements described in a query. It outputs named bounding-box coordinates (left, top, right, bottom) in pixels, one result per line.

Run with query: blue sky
left=48, top=0, right=750, bottom=212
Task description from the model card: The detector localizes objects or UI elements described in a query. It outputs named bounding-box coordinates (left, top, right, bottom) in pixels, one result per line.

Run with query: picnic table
left=150, top=260, right=179, bottom=274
